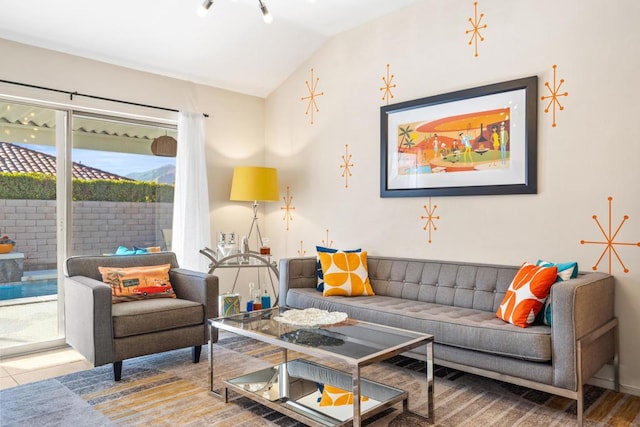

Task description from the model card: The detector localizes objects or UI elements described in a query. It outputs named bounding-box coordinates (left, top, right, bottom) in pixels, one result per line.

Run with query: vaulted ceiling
left=0, top=0, right=418, bottom=97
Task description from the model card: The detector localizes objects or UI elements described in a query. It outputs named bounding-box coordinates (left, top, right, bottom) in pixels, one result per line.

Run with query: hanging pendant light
left=151, top=135, right=177, bottom=157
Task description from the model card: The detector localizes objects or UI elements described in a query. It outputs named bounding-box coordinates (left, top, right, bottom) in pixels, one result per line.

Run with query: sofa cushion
left=496, top=263, right=557, bottom=328
left=319, top=251, right=375, bottom=297
left=112, top=298, right=204, bottom=338
left=285, top=288, right=551, bottom=362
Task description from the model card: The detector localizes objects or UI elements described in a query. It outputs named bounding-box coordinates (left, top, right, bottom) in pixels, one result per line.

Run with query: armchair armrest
left=169, top=268, right=219, bottom=342
left=63, top=276, right=114, bottom=366
left=550, top=272, right=615, bottom=390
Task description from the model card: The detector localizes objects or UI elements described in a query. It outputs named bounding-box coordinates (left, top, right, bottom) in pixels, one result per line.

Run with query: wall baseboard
left=587, top=371, right=640, bottom=397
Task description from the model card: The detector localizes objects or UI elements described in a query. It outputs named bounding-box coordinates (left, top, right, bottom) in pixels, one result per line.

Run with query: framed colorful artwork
left=380, top=76, right=538, bottom=197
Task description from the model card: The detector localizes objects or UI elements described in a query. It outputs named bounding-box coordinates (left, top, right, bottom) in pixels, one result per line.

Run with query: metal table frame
left=208, top=310, right=434, bottom=426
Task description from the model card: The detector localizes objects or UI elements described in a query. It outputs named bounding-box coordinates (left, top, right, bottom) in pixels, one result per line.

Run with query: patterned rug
left=2, top=334, right=639, bottom=426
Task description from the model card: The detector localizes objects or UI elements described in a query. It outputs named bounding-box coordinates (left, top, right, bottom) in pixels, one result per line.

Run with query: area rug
left=2, top=334, right=639, bottom=426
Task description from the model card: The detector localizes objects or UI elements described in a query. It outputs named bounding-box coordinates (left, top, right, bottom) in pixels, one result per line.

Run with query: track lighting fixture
left=258, top=0, right=273, bottom=24
left=197, top=0, right=272, bottom=24
left=197, top=0, right=214, bottom=17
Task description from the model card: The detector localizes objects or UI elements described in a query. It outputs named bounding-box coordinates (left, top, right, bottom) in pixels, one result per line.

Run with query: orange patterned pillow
left=496, top=262, right=557, bottom=327
left=318, top=251, right=375, bottom=297
left=98, top=264, right=176, bottom=304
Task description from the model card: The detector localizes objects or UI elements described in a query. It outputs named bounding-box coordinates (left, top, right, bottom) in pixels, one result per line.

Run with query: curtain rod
left=0, top=78, right=209, bottom=118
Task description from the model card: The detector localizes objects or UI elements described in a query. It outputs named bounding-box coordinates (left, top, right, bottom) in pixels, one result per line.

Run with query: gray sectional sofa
left=279, top=256, right=619, bottom=425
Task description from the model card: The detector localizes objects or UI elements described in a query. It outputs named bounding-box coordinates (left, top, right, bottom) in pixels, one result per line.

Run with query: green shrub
left=0, top=172, right=174, bottom=202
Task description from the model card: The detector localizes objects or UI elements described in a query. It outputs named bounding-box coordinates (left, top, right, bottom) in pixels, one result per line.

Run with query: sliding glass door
left=0, top=99, right=176, bottom=356
left=0, top=100, right=66, bottom=354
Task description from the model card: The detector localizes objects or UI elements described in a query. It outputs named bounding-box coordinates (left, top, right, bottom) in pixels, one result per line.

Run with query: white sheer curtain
left=171, top=111, right=211, bottom=271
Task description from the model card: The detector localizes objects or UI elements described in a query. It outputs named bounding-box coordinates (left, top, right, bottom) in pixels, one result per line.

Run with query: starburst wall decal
left=541, top=64, right=568, bottom=128
left=420, top=198, right=440, bottom=244
left=580, top=196, right=640, bottom=274
left=321, top=229, right=333, bottom=248
left=380, top=63, right=396, bottom=105
left=340, top=144, right=354, bottom=188
left=465, top=1, right=487, bottom=57
left=297, top=241, right=306, bottom=257
left=280, top=186, right=295, bottom=231
left=301, top=68, right=324, bottom=125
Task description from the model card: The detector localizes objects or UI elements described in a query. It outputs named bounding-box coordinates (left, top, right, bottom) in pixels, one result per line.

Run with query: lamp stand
left=246, top=200, right=265, bottom=251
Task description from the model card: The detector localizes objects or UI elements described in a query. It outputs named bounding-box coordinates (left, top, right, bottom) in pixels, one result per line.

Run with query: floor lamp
left=229, top=166, right=279, bottom=252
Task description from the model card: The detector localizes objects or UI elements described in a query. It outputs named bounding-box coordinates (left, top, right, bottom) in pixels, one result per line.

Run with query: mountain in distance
left=126, top=164, right=175, bottom=184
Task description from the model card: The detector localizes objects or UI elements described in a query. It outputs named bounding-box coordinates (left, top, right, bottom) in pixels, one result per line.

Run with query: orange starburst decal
left=380, top=63, right=396, bottom=105
left=420, top=198, right=440, bottom=244
left=297, top=240, right=306, bottom=257
left=280, top=186, right=296, bottom=231
left=465, top=1, right=487, bottom=57
left=301, top=68, right=324, bottom=125
left=340, top=144, right=354, bottom=188
left=581, top=197, right=640, bottom=274
left=541, top=64, right=568, bottom=128
left=321, top=229, right=333, bottom=248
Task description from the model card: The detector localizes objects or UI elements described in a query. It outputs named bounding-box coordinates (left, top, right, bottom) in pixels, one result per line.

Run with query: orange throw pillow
left=98, top=264, right=176, bottom=304
left=496, top=262, right=557, bottom=327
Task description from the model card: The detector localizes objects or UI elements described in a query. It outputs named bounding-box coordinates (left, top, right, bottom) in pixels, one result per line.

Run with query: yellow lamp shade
left=229, top=166, right=279, bottom=202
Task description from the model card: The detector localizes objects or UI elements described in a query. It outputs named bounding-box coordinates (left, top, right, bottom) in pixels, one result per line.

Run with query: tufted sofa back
left=367, top=256, right=521, bottom=313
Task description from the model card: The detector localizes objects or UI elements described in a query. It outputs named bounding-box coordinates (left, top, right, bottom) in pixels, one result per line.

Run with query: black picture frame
left=380, top=76, right=538, bottom=197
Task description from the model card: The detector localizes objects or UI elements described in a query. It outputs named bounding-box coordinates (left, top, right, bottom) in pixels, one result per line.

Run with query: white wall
left=264, top=0, right=640, bottom=394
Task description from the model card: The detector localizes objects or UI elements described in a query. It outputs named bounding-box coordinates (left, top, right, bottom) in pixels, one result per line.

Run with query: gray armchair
left=64, top=252, right=218, bottom=381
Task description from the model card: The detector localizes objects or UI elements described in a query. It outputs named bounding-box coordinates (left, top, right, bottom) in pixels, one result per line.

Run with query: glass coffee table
left=209, top=307, right=434, bottom=427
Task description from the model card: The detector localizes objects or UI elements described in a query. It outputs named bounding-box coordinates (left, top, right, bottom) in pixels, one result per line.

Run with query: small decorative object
left=219, top=293, right=241, bottom=317
left=261, top=290, right=271, bottom=309
left=217, top=232, right=238, bottom=260
left=241, top=235, right=250, bottom=263
left=274, top=308, right=348, bottom=328
left=0, top=232, right=15, bottom=254
left=260, top=237, right=271, bottom=255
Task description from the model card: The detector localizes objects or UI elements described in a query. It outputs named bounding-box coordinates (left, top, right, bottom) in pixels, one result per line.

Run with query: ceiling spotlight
left=258, top=0, right=273, bottom=24
left=197, top=0, right=214, bottom=17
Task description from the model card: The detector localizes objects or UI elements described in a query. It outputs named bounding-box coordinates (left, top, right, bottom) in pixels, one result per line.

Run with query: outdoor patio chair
left=64, top=252, right=218, bottom=381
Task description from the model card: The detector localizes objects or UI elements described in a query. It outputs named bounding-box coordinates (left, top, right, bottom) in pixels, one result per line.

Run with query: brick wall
left=0, top=199, right=173, bottom=271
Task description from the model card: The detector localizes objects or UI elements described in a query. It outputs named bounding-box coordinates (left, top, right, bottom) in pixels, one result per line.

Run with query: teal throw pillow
left=536, top=260, right=579, bottom=325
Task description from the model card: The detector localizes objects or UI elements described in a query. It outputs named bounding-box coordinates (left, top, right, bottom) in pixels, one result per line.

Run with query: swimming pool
left=0, top=280, right=58, bottom=301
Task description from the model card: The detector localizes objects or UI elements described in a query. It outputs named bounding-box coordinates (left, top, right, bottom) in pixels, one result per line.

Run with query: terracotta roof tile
left=0, top=142, right=133, bottom=181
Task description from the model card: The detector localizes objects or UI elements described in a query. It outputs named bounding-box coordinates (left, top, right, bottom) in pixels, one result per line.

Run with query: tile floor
left=0, top=346, right=93, bottom=390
